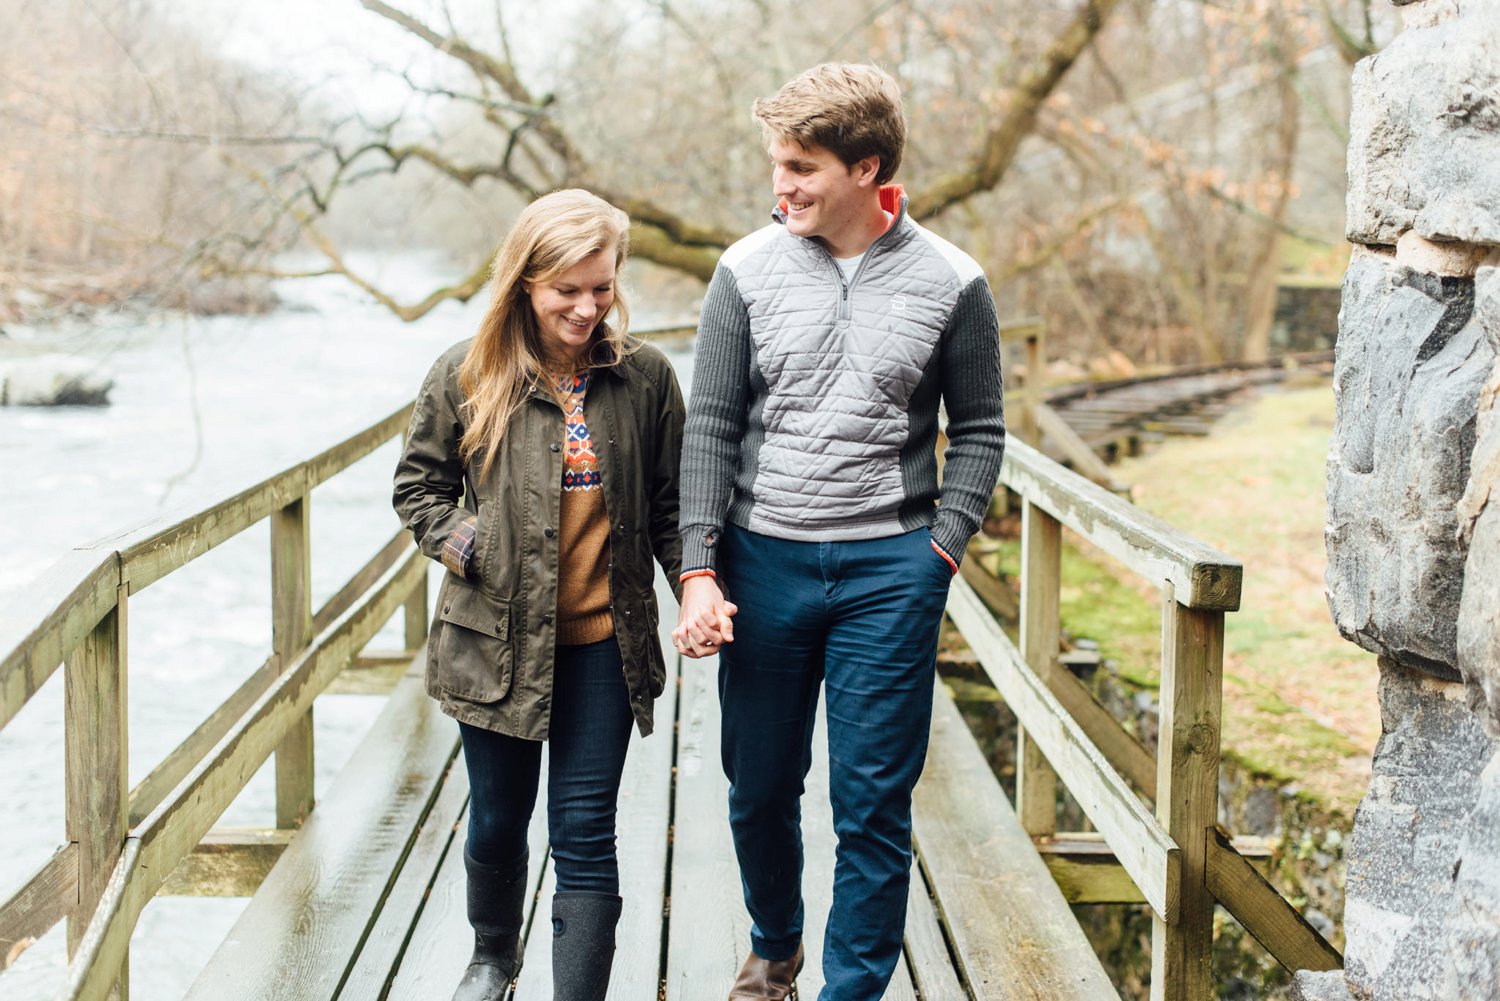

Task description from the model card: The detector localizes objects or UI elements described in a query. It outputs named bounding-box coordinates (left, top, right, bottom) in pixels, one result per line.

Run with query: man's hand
left=673, top=575, right=738, bottom=659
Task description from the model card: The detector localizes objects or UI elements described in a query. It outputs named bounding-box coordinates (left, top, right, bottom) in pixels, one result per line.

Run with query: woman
left=393, top=189, right=683, bottom=1001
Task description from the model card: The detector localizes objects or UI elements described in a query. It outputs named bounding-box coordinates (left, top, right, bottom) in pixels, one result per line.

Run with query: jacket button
left=616, top=522, right=625, bottom=533
left=443, top=606, right=450, bottom=613
left=544, top=526, right=555, bottom=538
left=541, top=613, right=554, bottom=625
left=550, top=442, right=560, bottom=452
left=495, top=623, right=504, bottom=634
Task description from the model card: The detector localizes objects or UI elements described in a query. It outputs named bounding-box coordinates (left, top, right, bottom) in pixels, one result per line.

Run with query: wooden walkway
left=1, top=397, right=1343, bottom=1001
left=178, top=574, right=1115, bottom=1000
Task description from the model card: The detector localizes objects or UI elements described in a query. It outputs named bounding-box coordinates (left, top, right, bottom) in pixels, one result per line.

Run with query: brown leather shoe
left=727, top=944, right=804, bottom=1000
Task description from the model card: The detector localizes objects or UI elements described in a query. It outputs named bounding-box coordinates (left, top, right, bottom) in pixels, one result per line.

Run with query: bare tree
left=215, top=0, right=1124, bottom=320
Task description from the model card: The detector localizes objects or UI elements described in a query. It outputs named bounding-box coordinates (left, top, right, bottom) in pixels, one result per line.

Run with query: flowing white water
left=0, top=257, right=693, bottom=999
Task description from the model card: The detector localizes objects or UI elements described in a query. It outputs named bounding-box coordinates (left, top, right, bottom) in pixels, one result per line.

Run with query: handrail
left=1002, top=437, right=1242, bottom=610
left=962, top=425, right=1333, bottom=1001
left=0, top=401, right=426, bottom=995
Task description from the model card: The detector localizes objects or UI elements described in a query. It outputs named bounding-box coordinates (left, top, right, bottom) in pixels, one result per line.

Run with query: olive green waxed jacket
left=393, top=336, right=684, bottom=739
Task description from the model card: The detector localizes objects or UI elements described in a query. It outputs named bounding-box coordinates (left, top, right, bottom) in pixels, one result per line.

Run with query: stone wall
left=1306, top=1, right=1500, bottom=998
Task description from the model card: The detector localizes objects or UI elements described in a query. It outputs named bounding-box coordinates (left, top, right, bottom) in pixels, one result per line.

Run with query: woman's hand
left=673, top=576, right=738, bottom=658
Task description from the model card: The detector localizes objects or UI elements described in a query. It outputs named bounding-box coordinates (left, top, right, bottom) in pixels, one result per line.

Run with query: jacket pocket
left=433, top=579, right=513, bottom=703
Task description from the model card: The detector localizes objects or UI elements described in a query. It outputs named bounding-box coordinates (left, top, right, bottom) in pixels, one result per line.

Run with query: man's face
left=768, top=136, right=874, bottom=252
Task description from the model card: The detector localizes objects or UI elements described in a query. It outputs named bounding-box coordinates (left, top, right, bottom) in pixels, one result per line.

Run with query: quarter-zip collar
left=773, top=185, right=908, bottom=323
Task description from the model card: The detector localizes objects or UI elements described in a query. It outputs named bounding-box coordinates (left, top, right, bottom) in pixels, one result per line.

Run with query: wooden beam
left=1038, top=835, right=1271, bottom=905
left=128, top=659, right=276, bottom=826
left=64, top=585, right=130, bottom=996
left=0, top=549, right=118, bottom=732
left=326, top=655, right=412, bottom=696
left=1034, top=402, right=1130, bottom=494
left=1000, top=438, right=1242, bottom=610
left=0, top=843, right=79, bottom=969
left=158, top=830, right=294, bottom=898
left=1045, top=667, right=1158, bottom=801
left=946, top=578, right=1180, bottom=921
left=1150, top=597, right=1224, bottom=1001
left=1018, top=500, right=1062, bottom=837
left=958, top=548, right=1020, bottom=623
left=1207, top=829, right=1341, bottom=973
left=271, top=497, right=315, bottom=830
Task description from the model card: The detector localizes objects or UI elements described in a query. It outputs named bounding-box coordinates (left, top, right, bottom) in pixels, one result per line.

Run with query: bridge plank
left=903, top=863, right=969, bottom=1000
left=337, top=739, right=469, bottom=997
left=182, top=666, right=459, bottom=1001
left=384, top=766, right=551, bottom=999
left=512, top=589, right=679, bottom=1001
left=663, top=651, right=746, bottom=998
left=914, top=678, right=1119, bottom=1000
left=946, top=577, right=1180, bottom=921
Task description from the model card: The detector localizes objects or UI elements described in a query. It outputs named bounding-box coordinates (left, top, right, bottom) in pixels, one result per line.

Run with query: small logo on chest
left=890, top=294, right=908, bottom=314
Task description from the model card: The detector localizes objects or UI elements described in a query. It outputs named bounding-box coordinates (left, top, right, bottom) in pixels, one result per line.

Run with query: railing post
left=271, top=496, right=315, bottom=829
left=1150, top=590, right=1224, bottom=1001
left=65, top=582, right=129, bottom=999
left=1017, top=499, right=1061, bottom=837
left=1016, top=327, right=1047, bottom=447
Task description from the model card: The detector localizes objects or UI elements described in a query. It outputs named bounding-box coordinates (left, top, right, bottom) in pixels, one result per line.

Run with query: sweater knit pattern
left=555, top=372, right=614, bottom=645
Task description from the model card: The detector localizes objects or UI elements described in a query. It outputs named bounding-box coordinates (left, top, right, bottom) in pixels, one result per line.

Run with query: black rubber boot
left=452, top=847, right=529, bottom=1001
left=551, top=891, right=623, bottom=1001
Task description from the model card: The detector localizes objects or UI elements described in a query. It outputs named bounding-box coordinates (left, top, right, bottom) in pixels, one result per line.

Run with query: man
left=674, top=62, right=1005, bottom=1001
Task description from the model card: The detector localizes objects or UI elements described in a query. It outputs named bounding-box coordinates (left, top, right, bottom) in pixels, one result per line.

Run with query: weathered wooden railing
left=951, top=436, right=1340, bottom=999
left=0, top=403, right=429, bottom=1001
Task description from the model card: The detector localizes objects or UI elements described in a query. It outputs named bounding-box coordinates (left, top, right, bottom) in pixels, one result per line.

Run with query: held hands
left=673, top=575, right=738, bottom=659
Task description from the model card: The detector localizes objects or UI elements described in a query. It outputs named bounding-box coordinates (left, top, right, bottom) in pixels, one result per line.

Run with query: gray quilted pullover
left=680, top=187, right=1005, bottom=576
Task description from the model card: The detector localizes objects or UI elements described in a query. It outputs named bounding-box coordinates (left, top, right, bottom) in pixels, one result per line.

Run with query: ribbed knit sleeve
left=931, top=275, right=1006, bottom=565
left=679, top=263, right=752, bottom=576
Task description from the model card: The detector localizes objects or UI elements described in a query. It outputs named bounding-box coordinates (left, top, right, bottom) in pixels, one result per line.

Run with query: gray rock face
left=1442, top=755, right=1500, bottom=998
left=1326, top=252, right=1495, bottom=678
left=1291, top=970, right=1352, bottom=1001
left=1341, top=660, right=1495, bottom=999
left=1346, top=9, right=1500, bottom=246
left=1457, top=267, right=1500, bottom=731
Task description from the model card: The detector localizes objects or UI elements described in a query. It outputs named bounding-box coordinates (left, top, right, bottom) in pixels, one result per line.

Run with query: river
left=0, top=257, right=693, bottom=999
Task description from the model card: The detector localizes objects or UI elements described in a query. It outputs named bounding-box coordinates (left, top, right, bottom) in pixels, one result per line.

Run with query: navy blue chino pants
left=458, top=636, right=635, bottom=895
left=717, top=524, right=953, bottom=1001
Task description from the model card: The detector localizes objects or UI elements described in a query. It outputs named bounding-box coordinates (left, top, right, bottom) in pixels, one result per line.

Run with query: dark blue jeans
left=717, top=525, right=953, bottom=1001
left=458, top=636, right=634, bottom=895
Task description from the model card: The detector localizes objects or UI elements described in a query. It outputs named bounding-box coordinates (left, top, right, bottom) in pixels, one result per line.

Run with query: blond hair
left=751, top=63, right=906, bottom=184
left=458, top=188, right=632, bottom=481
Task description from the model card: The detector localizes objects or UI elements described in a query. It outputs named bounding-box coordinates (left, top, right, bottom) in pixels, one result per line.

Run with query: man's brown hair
left=751, top=63, right=906, bottom=184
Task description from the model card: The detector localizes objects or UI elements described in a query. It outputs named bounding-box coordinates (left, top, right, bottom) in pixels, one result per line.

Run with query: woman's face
left=527, top=249, right=617, bottom=366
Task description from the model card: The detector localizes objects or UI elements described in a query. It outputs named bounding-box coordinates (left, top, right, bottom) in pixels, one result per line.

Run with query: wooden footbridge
left=1, top=385, right=1341, bottom=999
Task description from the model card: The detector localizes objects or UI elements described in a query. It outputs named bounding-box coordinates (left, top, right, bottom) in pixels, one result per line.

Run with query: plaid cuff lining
left=442, top=517, right=478, bottom=578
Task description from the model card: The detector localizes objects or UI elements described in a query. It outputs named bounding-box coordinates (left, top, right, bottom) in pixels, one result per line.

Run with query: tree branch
left=910, top=0, right=1121, bottom=221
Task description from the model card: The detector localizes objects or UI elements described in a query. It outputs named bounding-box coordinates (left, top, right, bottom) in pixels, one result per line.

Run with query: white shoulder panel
left=907, top=221, right=986, bottom=285
left=720, top=223, right=785, bottom=271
